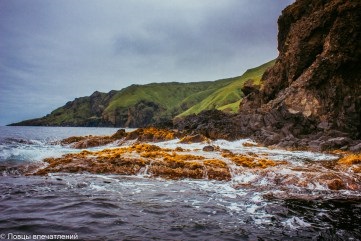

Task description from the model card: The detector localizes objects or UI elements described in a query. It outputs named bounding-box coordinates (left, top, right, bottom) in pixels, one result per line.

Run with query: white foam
left=157, top=138, right=339, bottom=163
left=0, top=142, right=81, bottom=163
left=232, top=172, right=259, bottom=184
left=282, top=217, right=312, bottom=229
left=228, top=202, right=242, bottom=213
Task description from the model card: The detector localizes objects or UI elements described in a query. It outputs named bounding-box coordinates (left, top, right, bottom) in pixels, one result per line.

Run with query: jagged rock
left=174, top=110, right=240, bottom=140
left=320, top=137, right=353, bottom=151
left=111, top=129, right=127, bottom=139
left=350, top=143, right=361, bottom=152
left=236, top=0, right=361, bottom=149
left=241, top=79, right=260, bottom=96
left=166, top=0, right=361, bottom=150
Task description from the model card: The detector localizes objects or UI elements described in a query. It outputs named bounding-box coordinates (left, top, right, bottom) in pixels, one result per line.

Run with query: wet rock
left=59, top=127, right=180, bottom=149
left=326, top=179, right=345, bottom=190
left=350, top=143, right=361, bottom=152
left=318, top=173, right=346, bottom=190
left=221, top=151, right=284, bottom=169
left=125, top=127, right=177, bottom=142
left=308, top=140, right=322, bottom=151
left=35, top=144, right=232, bottom=181
left=179, top=134, right=208, bottom=144
left=71, top=136, right=114, bottom=149
left=203, top=159, right=231, bottom=181
left=320, top=137, right=353, bottom=151
left=111, top=129, right=127, bottom=139
left=174, top=147, right=185, bottom=152
left=60, top=136, right=88, bottom=145
left=262, top=131, right=282, bottom=146
left=242, top=142, right=259, bottom=147
left=202, top=145, right=215, bottom=152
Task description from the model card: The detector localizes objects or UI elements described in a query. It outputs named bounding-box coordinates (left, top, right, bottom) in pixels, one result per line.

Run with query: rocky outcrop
left=236, top=0, right=361, bottom=150
left=34, top=136, right=361, bottom=190
left=59, top=127, right=181, bottom=148
left=174, top=110, right=240, bottom=140
left=174, top=0, right=361, bottom=150
left=102, top=100, right=167, bottom=128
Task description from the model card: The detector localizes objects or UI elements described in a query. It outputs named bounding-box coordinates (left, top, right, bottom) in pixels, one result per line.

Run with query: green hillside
left=177, top=59, right=275, bottom=117
left=103, top=79, right=233, bottom=119
left=9, top=60, right=274, bottom=127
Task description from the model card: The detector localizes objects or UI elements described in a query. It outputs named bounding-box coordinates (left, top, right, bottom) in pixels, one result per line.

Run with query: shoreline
left=3, top=127, right=356, bottom=193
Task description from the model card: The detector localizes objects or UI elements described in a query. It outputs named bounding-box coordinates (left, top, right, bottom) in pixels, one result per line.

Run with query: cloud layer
left=0, top=0, right=294, bottom=125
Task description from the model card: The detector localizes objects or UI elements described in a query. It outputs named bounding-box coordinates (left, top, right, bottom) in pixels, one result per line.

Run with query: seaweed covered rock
left=125, top=127, right=179, bottom=142
left=60, top=135, right=115, bottom=148
left=59, top=127, right=181, bottom=148
left=35, top=144, right=232, bottom=181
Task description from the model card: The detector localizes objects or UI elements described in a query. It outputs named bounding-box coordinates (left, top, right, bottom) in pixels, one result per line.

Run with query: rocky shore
left=31, top=127, right=361, bottom=191
left=237, top=0, right=361, bottom=150
left=10, top=0, right=360, bottom=153
left=13, top=0, right=361, bottom=186
left=176, top=0, right=361, bottom=151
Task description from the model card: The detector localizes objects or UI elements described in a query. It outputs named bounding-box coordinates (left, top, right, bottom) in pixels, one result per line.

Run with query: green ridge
left=9, top=60, right=275, bottom=127
left=177, top=59, right=275, bottom=117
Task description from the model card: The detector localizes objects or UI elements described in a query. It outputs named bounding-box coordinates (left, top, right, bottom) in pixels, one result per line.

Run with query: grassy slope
left=103, top=60, right=275, bottom=119
left=102, top=79, right=234, bottom=118
left=176, top=59, right=275, bottom=117
left=40, top=97, right=93, bottom=125
left=10, top=60, right=274, bottom=126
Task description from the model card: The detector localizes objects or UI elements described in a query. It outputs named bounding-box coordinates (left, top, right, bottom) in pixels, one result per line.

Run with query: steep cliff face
left=238, top=0, right=361, bottom=149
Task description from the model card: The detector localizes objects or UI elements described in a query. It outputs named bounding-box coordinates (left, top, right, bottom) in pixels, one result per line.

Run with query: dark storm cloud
left=0, top=0, right=294, bottom=125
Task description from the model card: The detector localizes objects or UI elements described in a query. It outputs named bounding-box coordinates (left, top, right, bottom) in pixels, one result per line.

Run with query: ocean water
left=0, top=126, right=360, bottom=240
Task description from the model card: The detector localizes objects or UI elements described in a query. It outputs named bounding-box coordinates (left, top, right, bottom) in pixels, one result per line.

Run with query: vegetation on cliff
left=9, top=60, right=274, bottom=127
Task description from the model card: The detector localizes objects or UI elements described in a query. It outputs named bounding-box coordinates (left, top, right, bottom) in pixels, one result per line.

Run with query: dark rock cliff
left=237, top=0, right=361, bottom=150
left=176, top=0, right=360, bottom=151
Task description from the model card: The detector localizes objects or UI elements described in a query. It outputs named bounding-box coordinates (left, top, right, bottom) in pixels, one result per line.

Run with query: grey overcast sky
left=0, top=0, right=294, bottom=126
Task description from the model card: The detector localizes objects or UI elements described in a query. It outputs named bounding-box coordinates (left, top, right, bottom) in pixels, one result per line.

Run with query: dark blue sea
left=0, top=126, right=360, bottom=241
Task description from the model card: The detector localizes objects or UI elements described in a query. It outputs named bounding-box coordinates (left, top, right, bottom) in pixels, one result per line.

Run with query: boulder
left=202, top=145, right=215, bottom=152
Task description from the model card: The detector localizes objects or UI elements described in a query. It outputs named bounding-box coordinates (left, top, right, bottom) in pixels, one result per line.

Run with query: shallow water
left=1, top=174, right=360, bottom=240
left=0, top=126, right=360, bottom=240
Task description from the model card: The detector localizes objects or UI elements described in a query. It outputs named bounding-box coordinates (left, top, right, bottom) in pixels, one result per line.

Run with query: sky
left=0, top=0, right=294, bottom=126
